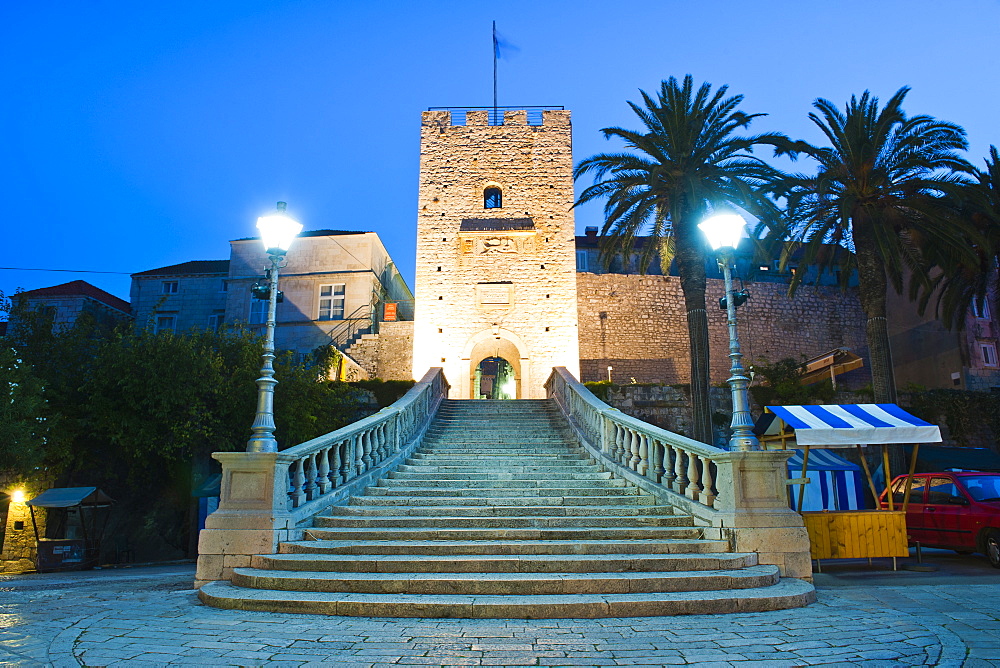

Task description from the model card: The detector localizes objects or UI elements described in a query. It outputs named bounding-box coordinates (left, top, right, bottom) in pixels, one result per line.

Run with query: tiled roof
left=19, top=280, right=131, bottom=314
left=132, top=260, right=230, bottom=277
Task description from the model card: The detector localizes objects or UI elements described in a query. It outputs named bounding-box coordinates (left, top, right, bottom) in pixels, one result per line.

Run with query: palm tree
left=911, top=146, right=1000, bottom=330
left=769, top=87, right=976, bottom=403
left=574, top=75, right=786, bottom=444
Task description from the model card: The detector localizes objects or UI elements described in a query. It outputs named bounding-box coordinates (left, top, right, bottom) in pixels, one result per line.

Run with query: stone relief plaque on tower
left=475, top=282, right=514, bottom=310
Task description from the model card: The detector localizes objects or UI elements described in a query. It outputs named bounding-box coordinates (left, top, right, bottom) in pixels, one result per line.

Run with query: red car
left=879, top=471, right=1000, bottom=568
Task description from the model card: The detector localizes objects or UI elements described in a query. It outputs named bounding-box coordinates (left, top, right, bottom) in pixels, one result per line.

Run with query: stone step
left=376, top=478, right=629, bottom=489
left=255, top=551, right=734, bottom=573
left=230, top=565, right=780, bottom=595
left=410, top=452, right=584, bottom=461
left=199, top=398, right=814, bottom=620
left=351, top=494, right=656, bottom=505
left=331, top=505, right=676, bottom=517
left=303, top=526, right=703, bottom=541
left=278, top=539, right=729, bottom=557
left=389, top=471, right=610, bottom=481
left=312, top=514, right=690, bottom=529
left=395, top=463, right=603, bottom=473
left=198, top=579, right=817, bottom=618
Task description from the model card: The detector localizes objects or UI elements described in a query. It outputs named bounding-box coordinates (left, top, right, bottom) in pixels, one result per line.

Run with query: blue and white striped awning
left=764, top=404, right=942, bottom=447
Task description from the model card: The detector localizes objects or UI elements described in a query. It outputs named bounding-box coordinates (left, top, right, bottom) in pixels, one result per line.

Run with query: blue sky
left=3, top=0, right=999, bottom=303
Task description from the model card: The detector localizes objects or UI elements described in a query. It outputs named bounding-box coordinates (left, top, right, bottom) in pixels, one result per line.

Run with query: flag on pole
left=493, top=24, right=519, bottom=59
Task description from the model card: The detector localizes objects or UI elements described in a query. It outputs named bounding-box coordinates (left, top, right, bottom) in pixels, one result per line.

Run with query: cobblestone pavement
left=0, top=563, right=998, bottom=667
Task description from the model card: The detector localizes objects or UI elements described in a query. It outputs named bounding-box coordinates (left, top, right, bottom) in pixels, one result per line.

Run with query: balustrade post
left=629, top=429, right=641, bottom=471
left=317, top=448, right=331, bottom=494
left=354, top=434, right=365, bottom=474
left=650, top=439, right=664, bottom=482
left=638, top=434, right=649, bottom=477
left=291, top=458, right=306, bottom=507
left=673, top=450, right=688, bottom=494
left=331, top=441, right=342, bottom=487
left=685, top=451, right=702, bottom=502
left=700, top=456, right=716, bottom=507
left=303, top=454, right=318, bottom=501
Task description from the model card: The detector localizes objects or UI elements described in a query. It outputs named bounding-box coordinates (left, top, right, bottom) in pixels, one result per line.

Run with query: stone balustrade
left=545, top=367, right=813, bottom=580
left=195, top=368, right=449, bottom=587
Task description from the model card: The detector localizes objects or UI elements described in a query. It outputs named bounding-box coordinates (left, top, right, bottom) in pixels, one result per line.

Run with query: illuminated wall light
left=10, top=489, right=26, bottom=503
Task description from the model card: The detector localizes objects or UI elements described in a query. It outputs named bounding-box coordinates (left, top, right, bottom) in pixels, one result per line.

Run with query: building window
left=249, top=298, right=267, bottom=324
left=981, top=342, right=998, bottom=367
left=576, top=250, right=589, bottom=272
left=318, top=284, right=345, bottom=320
left=162, top=281, right=179, bottom=294
left=154, top=314, right=176, bottom=333
left=208, top=313, right=224, bottom=331
left=219, top=280, right=229, bottom=293
left=972, top=300, right=990, bottom=320
left=484, top=187, right=502, bottom=209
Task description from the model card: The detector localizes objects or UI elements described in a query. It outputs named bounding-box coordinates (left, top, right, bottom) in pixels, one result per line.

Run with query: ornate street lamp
left=698, top=213, right=760, bottom=452
left=246, top=201, right=303, bottom=453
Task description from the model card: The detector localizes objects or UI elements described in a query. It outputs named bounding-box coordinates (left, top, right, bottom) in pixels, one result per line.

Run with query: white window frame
left=972, top=300, right=990, bottom=320
left=208, top=313, right=224, bottom=331
left=154, top=314, right=177, bottom=333
left=249, top=298, right=268, bottom=325
left=162, top=281, right=179, bottom=294
left=576, top=250, right=589, bottom=272
left=981, top=342, right=998, bottom=368
left=318, top=284, right=346, bottom=321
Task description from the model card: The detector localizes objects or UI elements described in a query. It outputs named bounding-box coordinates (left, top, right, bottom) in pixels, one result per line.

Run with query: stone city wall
left=577, top=272, right=869, bottom=387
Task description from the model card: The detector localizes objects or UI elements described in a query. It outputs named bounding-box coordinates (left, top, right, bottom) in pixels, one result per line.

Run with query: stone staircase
left=199, top=400, right=814, bottom=617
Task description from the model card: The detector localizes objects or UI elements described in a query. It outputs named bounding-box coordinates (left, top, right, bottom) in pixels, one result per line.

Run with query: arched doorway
left=461, top=329, right=527, bottom=400
left=474, top=356, right=516, bottom=399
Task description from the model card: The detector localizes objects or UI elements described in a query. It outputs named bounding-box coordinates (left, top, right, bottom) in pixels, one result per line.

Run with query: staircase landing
left=199, top=400, right=814, bottom=617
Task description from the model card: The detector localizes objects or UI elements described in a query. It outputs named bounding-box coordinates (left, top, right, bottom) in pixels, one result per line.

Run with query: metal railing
left=428, top=106, right=565, bottom=126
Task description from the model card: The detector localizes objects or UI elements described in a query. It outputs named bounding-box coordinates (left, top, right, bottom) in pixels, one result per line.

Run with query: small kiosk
left=756, top=404, right=942, bottom=568
left=27, top=487, right=114, bottom=572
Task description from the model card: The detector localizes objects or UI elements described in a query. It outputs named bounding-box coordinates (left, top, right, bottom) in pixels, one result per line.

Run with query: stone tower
left=412, top=108, right=580, bottom=399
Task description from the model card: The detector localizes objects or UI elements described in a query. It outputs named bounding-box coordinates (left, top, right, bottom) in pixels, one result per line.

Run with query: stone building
left=9, top=280, right=131, bottom=332
left=411, top=108, right=580, bottom=399
left=129, top=230, right=414, bottom=379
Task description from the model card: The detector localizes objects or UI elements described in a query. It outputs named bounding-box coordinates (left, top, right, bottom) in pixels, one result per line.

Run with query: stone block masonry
left=577, top=272, right=869, bottom=386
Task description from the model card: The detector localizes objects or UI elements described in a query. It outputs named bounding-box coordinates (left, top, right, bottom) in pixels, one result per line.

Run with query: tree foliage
left=765, top=87, right=977, bottom=404
left=1, top=300, right=371, bottom=559
left=574, top=75, right=787, bottom=443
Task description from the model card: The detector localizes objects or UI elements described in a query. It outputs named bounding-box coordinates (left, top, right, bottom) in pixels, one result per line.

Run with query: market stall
left=27, top=487, right=114, bottom=572
left=755, top=404, right=942, bottom=568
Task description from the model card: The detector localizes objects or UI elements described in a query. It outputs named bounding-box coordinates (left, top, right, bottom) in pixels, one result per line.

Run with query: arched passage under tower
left=460, top=329, right=528, bottom=400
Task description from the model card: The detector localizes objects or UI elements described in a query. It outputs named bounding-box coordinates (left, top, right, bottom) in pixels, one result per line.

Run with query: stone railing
left=545, top=367, right=813, bottom=580
left=195, top=368, right=449, bottom=586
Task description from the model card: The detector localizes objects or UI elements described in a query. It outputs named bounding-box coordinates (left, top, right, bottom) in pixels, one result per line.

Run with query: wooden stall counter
left=801, top=509, right=908, bottom=563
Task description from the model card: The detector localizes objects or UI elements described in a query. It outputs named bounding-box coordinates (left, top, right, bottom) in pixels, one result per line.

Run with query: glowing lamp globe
left=698, top=213, right=747, bottom=251
left=256, top=202, right=303, bottom=254
left=11, top=489, right=26, bottom=503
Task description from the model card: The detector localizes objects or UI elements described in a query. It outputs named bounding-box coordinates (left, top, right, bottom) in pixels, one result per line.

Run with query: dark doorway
left=474, top=357, right=515, bottom=399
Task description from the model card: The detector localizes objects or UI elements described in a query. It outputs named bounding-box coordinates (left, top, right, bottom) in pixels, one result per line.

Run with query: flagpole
left=492, top=20, right=498, bottom=120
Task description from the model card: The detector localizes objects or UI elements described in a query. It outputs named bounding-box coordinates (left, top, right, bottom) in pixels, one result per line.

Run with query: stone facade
left=226, top=230, right=412, bottom=361
left=12, top=280, right=131, bottom=332
left=346, top=320, right=414, bottom=381
left=577, top=272, right=869, bottom=386
left=1, top=487, right=45, bottom=573
left=887, top=279, right=1000, bottom=391
left=412, top=109, right=580, bottom=399
left=131, top=261, right=229, bottom=333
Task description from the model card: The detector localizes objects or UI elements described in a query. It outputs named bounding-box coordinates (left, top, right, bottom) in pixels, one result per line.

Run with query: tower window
left=484, top=187, right=502, bottom=209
